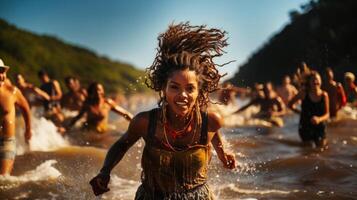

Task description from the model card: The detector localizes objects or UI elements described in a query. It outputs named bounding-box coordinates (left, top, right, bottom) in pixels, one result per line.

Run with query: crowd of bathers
left=217, top=62, right=357, bottom=148
left=9, top=69, right=133, bottom=134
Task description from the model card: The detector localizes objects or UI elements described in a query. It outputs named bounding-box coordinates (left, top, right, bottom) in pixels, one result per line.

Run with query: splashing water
left=16, top=116, right=70, bottom=155
left=0, top=160, right=61, bottom=189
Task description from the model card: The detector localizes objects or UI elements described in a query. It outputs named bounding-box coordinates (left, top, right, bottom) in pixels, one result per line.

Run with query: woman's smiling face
left=164, top=69, right=199, bottom=118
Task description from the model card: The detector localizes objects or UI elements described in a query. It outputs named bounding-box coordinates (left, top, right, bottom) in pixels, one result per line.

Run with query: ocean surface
left=1, top=97, right=356, bottom=200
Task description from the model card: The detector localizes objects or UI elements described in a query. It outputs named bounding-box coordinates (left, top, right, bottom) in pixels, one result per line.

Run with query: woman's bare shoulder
left=207, top=111, right=223, bottom=132
left=127, top=110, right=154, bottom=136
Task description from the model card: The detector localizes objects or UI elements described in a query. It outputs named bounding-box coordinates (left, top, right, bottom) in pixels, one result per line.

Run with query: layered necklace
left=164, top=112, right=194, bottom=139
left=161, top=104, right=200, bottom=152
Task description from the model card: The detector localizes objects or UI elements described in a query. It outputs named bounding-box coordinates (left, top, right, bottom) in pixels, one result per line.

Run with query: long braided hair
left=145, top=22, right=229, bottom=108
left=145, top=22, right=229, bottom=148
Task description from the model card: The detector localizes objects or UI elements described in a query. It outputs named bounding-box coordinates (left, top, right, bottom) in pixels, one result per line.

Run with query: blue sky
left=0, top=0, right=308, bottom=79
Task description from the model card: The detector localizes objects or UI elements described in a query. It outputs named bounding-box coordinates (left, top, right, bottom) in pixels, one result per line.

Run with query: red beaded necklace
left=164, top=113, right=194, bottom=139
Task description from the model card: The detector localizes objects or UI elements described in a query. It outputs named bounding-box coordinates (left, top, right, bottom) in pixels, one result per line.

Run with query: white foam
left=105, top=175, right=140, bottom=199
left=16, top=115, right=70, bottom=155
left=0, top=160, right=61, bottom=189
left=219, top=183, right=292, bottom=195
left=209, top=102, right=273, bottom=128
left=338, top=105, right=357, bottom=120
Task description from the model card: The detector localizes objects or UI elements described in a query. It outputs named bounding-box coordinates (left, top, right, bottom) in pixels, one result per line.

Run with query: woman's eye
left=170, top=85, right=178, bottom=90
left=187, top=86, right=195, bottom=93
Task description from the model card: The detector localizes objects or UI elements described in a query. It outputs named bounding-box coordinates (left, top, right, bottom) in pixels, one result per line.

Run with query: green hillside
left=0, top=19, right=148, bottom=94
left=230, top=0, right=357, bottom=86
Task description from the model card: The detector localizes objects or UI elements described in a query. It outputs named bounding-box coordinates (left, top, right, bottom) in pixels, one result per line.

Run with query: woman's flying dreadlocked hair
left=145, top=22, right=230, bottom=107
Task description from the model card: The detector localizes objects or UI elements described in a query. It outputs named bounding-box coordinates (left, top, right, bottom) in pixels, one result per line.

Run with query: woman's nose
left=179, top=90, right=188, bottom=98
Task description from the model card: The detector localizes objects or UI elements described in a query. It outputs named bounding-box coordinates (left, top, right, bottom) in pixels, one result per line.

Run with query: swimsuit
left=299, top=94, right=326, bottom=145
left=135, top=109, right=214, bottom=200
left=0, top=137, right=16, bottom=160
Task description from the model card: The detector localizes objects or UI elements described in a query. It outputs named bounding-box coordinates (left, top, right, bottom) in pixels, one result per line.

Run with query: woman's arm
left=90, top=112, right=147, bottom=196
left=288, top=91, right=304, bottom=114
left=312, top=92, right=330, bottom=124
left=208, top=112, right=236, bottom=169
left=106, top=98, right=133, bottom=121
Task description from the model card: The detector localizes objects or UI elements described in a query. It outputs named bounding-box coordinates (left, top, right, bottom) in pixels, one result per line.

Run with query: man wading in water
left=0, top=58, right=32, bottom=175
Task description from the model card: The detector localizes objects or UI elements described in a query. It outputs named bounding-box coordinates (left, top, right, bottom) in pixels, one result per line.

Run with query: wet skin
left=89, top=69, right=236, bottom=196
left=0, top=69, right=31, bottom=175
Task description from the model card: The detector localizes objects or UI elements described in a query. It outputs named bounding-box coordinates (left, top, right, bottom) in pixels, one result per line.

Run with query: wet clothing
left=40, top=81, right=60, bottom=111
left=299, top=94, right=326, bottom=144
left=135, top=182, right=214, bottom=200
left=0, top=137, right=16, bottom=160
left=135, top=108, right=214, bottom=200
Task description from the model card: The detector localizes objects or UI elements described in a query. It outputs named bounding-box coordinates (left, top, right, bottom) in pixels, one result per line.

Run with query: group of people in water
left=1, top=22, right=357, bottom=199
left=0, top=62, right=133, bottom=174
left=218, top=63, right=356, bottom=148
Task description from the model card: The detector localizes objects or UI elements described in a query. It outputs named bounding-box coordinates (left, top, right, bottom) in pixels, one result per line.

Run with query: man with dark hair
left=37, top=70, right=65, bottom=133
left=61, top=76, right=87, bottom=112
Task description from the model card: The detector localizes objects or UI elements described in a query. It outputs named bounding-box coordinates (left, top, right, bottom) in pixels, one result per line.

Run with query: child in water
left=289, top=71, right=330, bottom=148
left=89, top=22, right=236, bottom=199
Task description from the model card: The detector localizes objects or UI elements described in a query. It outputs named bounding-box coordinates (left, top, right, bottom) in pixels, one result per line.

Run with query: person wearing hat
left=0, top=58, right=32, bottom=175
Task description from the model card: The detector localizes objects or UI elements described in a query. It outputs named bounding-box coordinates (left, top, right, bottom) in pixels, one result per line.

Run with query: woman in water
left=68, top=82, right=133, bottom=133
left=289, top=71, right=330, bottom=148
left=89, top=23, right=236, bottom=199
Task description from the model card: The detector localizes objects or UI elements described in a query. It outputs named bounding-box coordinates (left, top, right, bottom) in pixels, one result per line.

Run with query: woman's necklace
left=162, top=108, right=198, bottom=152
left=164, top=113, right=194, bottom=139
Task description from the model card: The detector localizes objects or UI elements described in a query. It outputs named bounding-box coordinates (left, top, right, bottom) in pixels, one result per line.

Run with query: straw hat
left=0, top=58, right=10, bottom=71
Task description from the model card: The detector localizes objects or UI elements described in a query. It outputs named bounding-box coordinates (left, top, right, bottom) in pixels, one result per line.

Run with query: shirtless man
left=61, top=76, right=87, bottom=112
left=0, top=59, right=32, bottom=175
left=276, top=75, right=298, bottom=106
left=15, top=73, right=50, bottom=107
left=234, top=82, right=285, bottom=127
left=323, top=68, right=346, bottom=118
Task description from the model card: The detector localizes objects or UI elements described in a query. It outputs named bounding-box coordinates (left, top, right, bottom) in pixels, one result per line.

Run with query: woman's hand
left=223, top=153, right=236, bottom=169
left=311, top=116, right=320, bottom=125
left=89, top=173, right=110, bottom=196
